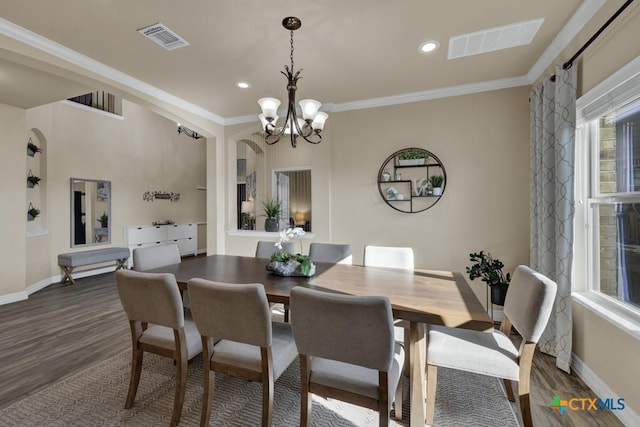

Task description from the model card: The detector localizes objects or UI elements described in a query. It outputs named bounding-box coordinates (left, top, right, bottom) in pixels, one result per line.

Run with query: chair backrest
left=133, top=243, right=181, bottom=271
left=290, top=287, right=394, bottom=372
left=363, top=245, right=414, bottom=270
left=503, top=265, right=557, bottom=343
left=188, top=279, right=272, bottom=347
left=255, top=241, right=296, bottom=259
left=309, top=243, right=353, bottom=264
left=115, top=269, right=184, bottom=329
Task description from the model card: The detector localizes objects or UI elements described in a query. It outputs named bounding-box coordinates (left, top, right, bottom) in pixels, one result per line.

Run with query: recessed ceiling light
left=237, top=82, right=250, bottom=89
left=419, top=41, right=440, bottom=54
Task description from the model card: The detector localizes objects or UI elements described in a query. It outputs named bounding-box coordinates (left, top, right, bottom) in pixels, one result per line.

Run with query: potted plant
left=466, top=251, right=512, bottom=305
left=27, top=140, right=42, bottom=157
left=266, top=227, right=316, bottom=277
left=429, top=175, right=444, bottom=196
left=27, top=172, right=42, bottom=188
left=262, top=198, right=282, bottom=232
left=398, top=150, right=428, bottom=166
left=27, top=204, right=40, bottom=221
left=97, top=212, right=109, bottom=228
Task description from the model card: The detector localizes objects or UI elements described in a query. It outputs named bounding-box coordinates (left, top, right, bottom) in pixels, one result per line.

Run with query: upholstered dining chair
left=363, top=245, right=414, bottom=270
left=308, top=242, right=353, bottom=264
left=290, top=287, right=405, bottom=427
left=114, top=269, right=202, bottom=427
left=132, top=243, right=181, bottom=271
left=255, top=240, right=296, bottom=259
left=363, top=244, right=415, bottom=374
left=188, top=279, right=298, bottom=427
left=426, top=265, right=557, bottom=427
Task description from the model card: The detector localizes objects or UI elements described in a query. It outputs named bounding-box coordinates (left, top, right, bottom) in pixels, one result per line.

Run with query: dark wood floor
left=0, top=261, right=624, bottom=426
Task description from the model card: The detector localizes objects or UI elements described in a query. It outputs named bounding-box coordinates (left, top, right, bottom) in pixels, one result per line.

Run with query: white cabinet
left=124, top=223, right=197, bottom=267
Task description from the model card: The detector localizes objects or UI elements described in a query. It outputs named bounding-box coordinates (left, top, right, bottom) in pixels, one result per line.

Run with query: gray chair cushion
left=139, top=319, right=203, bottom=360
left=427, top=325, right=519, bottom=380
left=310, top=341, right=404, bottom=399
left=211, top=322, right=297, bottom=380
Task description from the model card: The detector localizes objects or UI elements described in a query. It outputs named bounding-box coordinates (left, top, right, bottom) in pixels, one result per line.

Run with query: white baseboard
left=0, top=290, right=28, bottom=305
left=1, top=266, right=119, bottom=306
left=571, top=353, right=640, bottom=426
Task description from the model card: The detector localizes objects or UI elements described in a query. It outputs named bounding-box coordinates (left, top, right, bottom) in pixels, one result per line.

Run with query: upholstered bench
left=58, top=247, right=130, bottom=285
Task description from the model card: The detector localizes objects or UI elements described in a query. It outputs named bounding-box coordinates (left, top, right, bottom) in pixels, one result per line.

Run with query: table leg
left=409, top=321, right=427, bottom=427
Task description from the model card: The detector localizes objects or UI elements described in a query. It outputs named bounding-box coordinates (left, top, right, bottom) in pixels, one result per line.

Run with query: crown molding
left=527, top=0, right=606, bottom=83
left=0, top=17, right=225, bottom=125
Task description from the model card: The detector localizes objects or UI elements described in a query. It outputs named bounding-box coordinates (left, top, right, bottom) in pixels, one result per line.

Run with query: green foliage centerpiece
left=266, top=227, right=316, bottom=277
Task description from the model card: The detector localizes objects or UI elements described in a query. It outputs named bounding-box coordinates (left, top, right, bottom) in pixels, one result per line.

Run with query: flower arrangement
left=267, top=227, right=315, bottom=277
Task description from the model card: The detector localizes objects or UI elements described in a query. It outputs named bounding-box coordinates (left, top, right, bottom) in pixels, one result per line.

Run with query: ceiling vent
left=137, top=23, right=189, bottom=51
left=448, top=18, right=544, bottom=59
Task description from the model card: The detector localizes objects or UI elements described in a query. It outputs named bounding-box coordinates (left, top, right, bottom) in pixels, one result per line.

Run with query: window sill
left=226, top=230, right=315, bottom=239
left=573, top=291, right=640, bottom=341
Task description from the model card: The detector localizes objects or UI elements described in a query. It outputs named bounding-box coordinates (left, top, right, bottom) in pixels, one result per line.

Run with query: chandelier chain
left=290, top=30, right=295, bottom=71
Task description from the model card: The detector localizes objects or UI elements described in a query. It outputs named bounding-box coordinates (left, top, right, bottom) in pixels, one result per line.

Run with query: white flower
left=275, top=227, right=305, bottom=251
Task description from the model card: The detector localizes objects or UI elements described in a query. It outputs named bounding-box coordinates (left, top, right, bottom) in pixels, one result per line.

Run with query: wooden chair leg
left=503, top=379, right=515, bottom=401
left=378, top=371, right=389, bottom=427
left=200, top=363, right=214, bottom=427
left=426, top=364, right=437, bottom=425
left=403, top=332, right=410, bottom=377
left=284, top=305, right=290, bottom=323
left=261, top=348, right=274, bottom=427
left=394, top=374, right=403, bottom=420
left=518, top=384, right=532, bottom=427
left=299, top=355, right=311, bottom=427
left=125, top=349, right=143, bottom=408
left=170, top=355, right=188, bottom=427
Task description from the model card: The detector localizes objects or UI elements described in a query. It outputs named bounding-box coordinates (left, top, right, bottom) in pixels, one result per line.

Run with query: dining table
left=148, top=254, right=493, bottom=427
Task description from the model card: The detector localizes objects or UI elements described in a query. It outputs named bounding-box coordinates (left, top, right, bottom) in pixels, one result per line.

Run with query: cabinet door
left=175, top=237, right=197, bottom=255
left=167, top=223, right=196, bottom=240
left=127, top=226, right=168, bottom=245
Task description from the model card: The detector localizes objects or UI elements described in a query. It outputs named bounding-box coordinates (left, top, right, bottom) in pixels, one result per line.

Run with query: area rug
left=0, top=351, right=519, bottom=426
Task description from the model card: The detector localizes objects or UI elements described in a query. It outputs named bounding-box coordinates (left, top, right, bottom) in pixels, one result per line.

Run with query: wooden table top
left=149, top=254, right=492, bottom=331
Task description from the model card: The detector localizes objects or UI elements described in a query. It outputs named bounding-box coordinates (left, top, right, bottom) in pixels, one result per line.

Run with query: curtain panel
left=529, top=64, right=577, bottom=373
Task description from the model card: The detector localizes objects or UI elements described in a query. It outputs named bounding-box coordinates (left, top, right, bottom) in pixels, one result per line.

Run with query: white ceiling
left=0, top=0, right=614, bottom=122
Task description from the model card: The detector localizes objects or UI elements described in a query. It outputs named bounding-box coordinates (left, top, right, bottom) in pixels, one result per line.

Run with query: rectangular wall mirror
left=70, top=178, right=111, bottom=247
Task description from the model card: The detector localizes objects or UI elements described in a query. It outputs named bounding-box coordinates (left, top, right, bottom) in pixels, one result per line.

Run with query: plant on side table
left=262, top=198, right=282, bottom=232
left=266, top=227, right=316, bottom=277
left=466, top=250, right=511, bottom=306
left=98, top=212, right=109, bottom=228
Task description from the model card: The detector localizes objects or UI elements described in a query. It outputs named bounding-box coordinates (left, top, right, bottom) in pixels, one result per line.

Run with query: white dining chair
left=363, top=245, right=414, bottom=270
left=426, top=265, right=557, bottom=427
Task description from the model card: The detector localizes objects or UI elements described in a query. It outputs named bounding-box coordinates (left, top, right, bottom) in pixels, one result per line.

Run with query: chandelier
left=258, top=17, right=328, bottom=148
left=177, top=123, right=202, bottom=140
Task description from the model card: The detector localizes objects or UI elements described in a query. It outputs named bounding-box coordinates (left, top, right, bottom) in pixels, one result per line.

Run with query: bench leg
left=115, top=258, right=128, bottom=270
left=60, top=266, right=75, bottom=285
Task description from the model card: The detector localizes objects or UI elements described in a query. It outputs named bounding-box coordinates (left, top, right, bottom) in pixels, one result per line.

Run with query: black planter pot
left=265, top=218, right=279, bottom=232
left=490, top=283, right=509, bottom=306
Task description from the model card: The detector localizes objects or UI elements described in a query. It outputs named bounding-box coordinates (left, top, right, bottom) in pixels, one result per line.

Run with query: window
left=585, top=96, right=640, bottom=310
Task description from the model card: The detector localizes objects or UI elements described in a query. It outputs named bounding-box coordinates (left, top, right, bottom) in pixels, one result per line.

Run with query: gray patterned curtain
left=529, top=64, right=576, bottom=373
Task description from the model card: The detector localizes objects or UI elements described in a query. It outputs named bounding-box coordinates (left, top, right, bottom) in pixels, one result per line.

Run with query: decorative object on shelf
left=176, top=123, right=202, bottom=140
left=97, top=212, right=109, bottom=228
left=466, top=251, right=512, bottom=306
left=257, top=16, right=328, bottom=148
left=396, top=193, right=405, bottom=200
left=266, top=227, right=315, bottom=277
left=27, top=138, right=41, bottom=157
left=143, top=191, right=180, bottom=202
left=152, top=219, right=176, bottom=225
left=262, top=198, right=282, bottom=232
left=377, top=147, right=446, bottom=213
left=430, top=174, right=445, bottom=196
left=398, top=150, right=428, bottom=166
left=412, top=178, right=428, bottom=196
left=27, top=202, right=40, bottom=221
left=241, top=200, right=255, bottom=230
left=27, top=170, right=42, bottom=188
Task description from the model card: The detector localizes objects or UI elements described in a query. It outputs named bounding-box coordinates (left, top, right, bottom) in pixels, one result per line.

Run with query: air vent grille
left=448, top=18, right=544, bottom=59
left=138, top=23, right=189, bottom=51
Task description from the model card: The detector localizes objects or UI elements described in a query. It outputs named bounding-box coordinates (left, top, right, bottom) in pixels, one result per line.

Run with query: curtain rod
left=551, top=0, right=635, bottom=81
